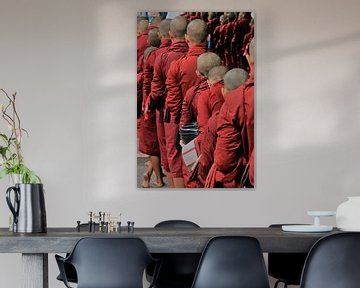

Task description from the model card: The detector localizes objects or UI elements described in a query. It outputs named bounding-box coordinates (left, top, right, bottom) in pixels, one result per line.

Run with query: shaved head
left=170, top=16, right=188, bottom=39
left=197, top=52, right=222, bottom=77
left=187, top=19, right=207, bottom=44
left=224, top=68, right=249, bottom=91
left=148, top=28, right=160, bottom=47
left=159, top=19, right=171, bottom=38
left=138, top=19, right=149, bottom=33
left=208, top=65, right=228, bottom=82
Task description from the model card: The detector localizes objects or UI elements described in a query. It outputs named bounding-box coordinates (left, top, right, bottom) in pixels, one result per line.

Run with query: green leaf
left=0, top=168, right=9, bottom=179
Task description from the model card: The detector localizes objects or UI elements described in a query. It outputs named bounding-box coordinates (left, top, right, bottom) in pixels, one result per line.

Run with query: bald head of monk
left=148, top=28, right=160, bottom=48
left=170, top=16, right=188, bottom=41
left=196, top=52, right=222, bottom=78
left=223, top=68, right=249, bottom=96
left=207, top=65, right=228, bottom=86
left=138, top=19, right=149, bottom=34
left=159, top=19, right=171, bottom=39
left=186, top=19, right=207, bottom=46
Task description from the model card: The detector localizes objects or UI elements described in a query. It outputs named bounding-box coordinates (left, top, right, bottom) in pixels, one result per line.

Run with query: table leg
left=22, top=253, right=48, bottom=288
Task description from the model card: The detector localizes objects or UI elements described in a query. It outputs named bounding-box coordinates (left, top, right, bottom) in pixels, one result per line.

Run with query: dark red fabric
left=150, top=41, right=189, bottom=107
left=243, top=67, right=255, bottom=158
left=212, top=87, right=247, bottom=187
left=231, top=17, right=251, bottom=68
left=198, top=112, right=219, bottom=185
left=143, top=39, right=171, bottom=103
left=149, top=40, right=188, bottom=173
left=224, top=20, right=236, bottom=68
left=180, top=78, right=208, bottom=127
left=197, top=80, right=224, bottom=139
left=249, top=148, right=254, bottom=186
left=156, top=109, right=169, bottom=172
left=137, top=31, right=149, bottom=62
left=211, top=65, right=254, bottom=187
left=214, top=23, right=227, bottom=61
left=164, top=120, right=183, bottom=178
left=138, top=111, right=159, bottom=156
left=166, top=44, right=206, bottom=121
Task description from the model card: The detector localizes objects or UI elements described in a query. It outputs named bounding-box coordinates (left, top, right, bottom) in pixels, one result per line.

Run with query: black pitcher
left=6, top=183, right=47, bottom=233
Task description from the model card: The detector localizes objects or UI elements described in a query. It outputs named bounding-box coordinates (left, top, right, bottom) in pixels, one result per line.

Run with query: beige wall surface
left=0, top=0, right=360, bottom=287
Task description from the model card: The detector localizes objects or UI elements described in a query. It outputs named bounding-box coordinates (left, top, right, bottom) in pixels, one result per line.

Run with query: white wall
left=0, top=0, right=360, bottom=287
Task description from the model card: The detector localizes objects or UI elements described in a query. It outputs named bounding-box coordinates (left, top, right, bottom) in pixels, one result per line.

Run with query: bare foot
left=142, top=173, right=151, bottom=188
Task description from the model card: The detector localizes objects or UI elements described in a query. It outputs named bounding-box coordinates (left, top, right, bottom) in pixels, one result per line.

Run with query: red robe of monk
left=209, top=67, right=254, bottom=188
left=137, top=30, right=149, bottom=62
left=223, top=19, right=236, bottom=68
left=180, top=78, right=208, bottom=127
left=165, top=44, right=206, bottom=178
left=231, top=14, right=251, bottom=68
left=196, top=80, right=224, bottom=148
left=138, top=48, right=160, bottom=157
left=149, top=40, right=189, bottom=172
left=139, top=40, right=172, bottom=159
left=198, top=111, right=219, bottom=185
left=214, top=23, right=227, bottom=62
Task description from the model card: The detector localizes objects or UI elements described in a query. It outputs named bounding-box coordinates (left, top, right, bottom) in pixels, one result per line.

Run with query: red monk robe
left=137, top=30, right=149, bottom=62
left=231, top=13, right=251, bottom=68
left=198, top=111, right=219, bottom=185
left=207, top=77, right=254, bottom=188
left=196, top=80, right=224, bottom=148
left=138, top=48, right=160, bottom=157
left=223, top=18, right=236, bottom=68
left=180, top=78, right=208, bottom=127
left=150, top=40, right=189, bottom=173
left=165, top=44, right=206, bottom=179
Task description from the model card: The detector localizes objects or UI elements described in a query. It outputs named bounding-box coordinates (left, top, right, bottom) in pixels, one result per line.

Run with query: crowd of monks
left=137, top=12, right=254, bottom=188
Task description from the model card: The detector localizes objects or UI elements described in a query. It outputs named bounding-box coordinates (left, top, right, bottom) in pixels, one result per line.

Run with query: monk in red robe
left=149, top=16, right=189, bottom=187
left=137, top=19, right=149, bottom=62
left=196, top=65, right=228, bottom=148
left=223, top=12, right=236, bottom=68
left=197, top=68, right=248, bottom=187
left=138, top=29, right=163, bottom=187
left=231, top=12, right=252, bottom=68
left=180, top=52, right=221, bottom=128
left=206, top=63, right=252, bottom=188
left=165, top=19, right=207, bottom=188
left=213, top=14, right=228, bottom=63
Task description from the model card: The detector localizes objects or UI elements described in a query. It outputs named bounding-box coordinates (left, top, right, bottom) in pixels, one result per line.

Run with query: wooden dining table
left=0, top=226, right=340, bottom=288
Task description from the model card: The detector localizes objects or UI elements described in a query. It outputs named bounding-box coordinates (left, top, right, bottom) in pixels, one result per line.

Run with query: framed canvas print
left=137, top=12, right=254, bottom=188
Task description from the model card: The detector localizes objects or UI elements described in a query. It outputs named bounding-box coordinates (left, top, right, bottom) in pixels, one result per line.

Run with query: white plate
left=282, top=225, right=333, bottom=232
left=307, top=211, right=336, bottom=217
left=338, top=227, right=360, bottom=232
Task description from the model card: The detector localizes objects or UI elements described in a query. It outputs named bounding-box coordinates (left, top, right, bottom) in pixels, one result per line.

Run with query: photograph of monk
left=137, top=12, right=254, bottom=188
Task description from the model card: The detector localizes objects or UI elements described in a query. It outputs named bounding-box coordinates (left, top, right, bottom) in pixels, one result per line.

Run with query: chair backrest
left=268, top=224, right=308, bottom=285
left=155, top=219, right=200, bottom=228
left=150, top=220, right=201, bottom=287
left=300, top=232, right=360, bottom=288
left=66, top=237, right=154, bottom=288
left=191, top=236, right=270, bottom=288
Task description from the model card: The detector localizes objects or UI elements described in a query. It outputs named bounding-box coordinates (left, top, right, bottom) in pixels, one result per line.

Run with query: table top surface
left=0, top=227, right=341, bottom=254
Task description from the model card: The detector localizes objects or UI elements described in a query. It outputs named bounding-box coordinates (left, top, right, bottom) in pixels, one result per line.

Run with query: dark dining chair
left=147, top=220, right=201, bottom=288
left=55, top=237, right=160, bottom=288
left=300, top=232, right=360, bottom=288
left=268, top=224, right=308, bottom=288
left=191, top=236, right=270, bottom=288
left=56, top=223, right=99, bottom=284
